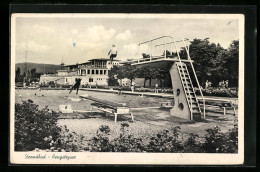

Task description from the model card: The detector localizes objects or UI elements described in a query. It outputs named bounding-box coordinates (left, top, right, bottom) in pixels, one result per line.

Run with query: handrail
left=182, top=39, right=206, bottom=119
left=138, top=35, right=175, bottom=45
left=173, top=39, right=193, bottom=120
left=138, top=36, right=167, bottom=45
left=137, top=35, right=175, bottom=61
left=155, top=38, right=189, bottom=47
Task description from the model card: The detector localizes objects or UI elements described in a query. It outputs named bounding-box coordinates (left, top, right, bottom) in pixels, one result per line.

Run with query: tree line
left=15, top=67, right=41, bottom=84
left=108, top=38, right=239, bottom=89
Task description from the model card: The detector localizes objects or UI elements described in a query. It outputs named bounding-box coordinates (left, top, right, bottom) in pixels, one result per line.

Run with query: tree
left=120, top=64, right=137, bottom=85
left=136, top=68, right=156, bottom=87
left=227, top=40, right=239, bottom=88
left=153, top=68, right=169, bottom=87
left=15, top=68, right=21, bottom=82
left=187, top=38, right=222, bottom=87
left=107, top=66, right=120, bottom=86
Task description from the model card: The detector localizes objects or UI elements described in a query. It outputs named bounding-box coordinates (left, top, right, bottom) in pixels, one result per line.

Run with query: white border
left=10, top=13, right=244, bottom=165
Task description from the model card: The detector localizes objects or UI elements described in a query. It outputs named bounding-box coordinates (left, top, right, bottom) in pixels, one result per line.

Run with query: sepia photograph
left=10, top=13, right=244, bottom=165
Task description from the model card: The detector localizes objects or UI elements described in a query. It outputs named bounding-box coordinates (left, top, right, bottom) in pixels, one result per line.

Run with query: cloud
left=18, top=40, right=51, bottom=52
left=71, top=29, right=78, bottom=35
left=115, top=30, right=132, bottom=40
left=32, top=24, right=55, bottom=33
left=120, top=43, right=139, bottom=59
left=85, top=25, right=116, bottom=43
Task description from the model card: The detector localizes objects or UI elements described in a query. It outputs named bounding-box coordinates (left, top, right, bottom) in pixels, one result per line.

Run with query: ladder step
left=185, top=90, right=195, bottom=94
left=181, top=75, right=189, bottom=78
left=188, top=100, right=197, bottom=104
left=179, top=69, right=188, bottom=72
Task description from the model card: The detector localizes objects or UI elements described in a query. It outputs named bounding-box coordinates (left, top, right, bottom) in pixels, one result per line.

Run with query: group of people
left=218, top=80, right=229, bottom=89
left=205, top=80, right=229, bottom=90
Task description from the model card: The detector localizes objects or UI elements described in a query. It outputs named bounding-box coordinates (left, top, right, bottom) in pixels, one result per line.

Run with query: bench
left=199, top=100, right=237, bottom=115
left=80, top=95, right=134, bottom=123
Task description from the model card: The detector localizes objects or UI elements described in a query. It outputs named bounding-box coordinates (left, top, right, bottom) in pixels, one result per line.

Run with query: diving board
left=80, top=95, right=134, bottom=123
left=131, top=36, right=206, bottom=121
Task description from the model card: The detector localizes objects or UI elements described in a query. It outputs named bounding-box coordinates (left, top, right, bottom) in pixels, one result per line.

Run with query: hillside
left=15, top=63, right=61, bottom=74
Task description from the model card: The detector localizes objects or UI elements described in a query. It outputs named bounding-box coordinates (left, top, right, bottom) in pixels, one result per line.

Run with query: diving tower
left=132, top=36, right=205, bottom=121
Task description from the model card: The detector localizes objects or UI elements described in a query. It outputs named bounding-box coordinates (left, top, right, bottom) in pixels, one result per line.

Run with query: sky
left=14, top=14, right=240, bottom=65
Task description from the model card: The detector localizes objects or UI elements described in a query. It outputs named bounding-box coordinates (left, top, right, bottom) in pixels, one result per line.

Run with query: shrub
left=183, top=133, right=202, bottom=153
left=146, top=126, right=184, bottom=152
left=109, top=123, right=146, bottom=152
left=202, top=123, right=238, bottom=153
left=15, top=100, right=61, bottom=151
left=44, top=125, right=87, bottom=152
left=196, top=88, right=238, bottom=98
left=87, top=125, right=112, bottom=152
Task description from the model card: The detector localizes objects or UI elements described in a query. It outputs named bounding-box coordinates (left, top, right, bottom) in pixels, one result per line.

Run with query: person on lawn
left=69, top=78, right=82, bottom=95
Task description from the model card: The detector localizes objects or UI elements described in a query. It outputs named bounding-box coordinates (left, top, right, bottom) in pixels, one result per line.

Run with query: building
left=40, top=58, right=120, bottom=86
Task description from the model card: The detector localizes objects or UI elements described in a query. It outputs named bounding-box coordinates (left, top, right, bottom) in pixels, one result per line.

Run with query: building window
left=96, top=70, right=99, bottom=74
left=81, top=69, right=86, bottom=75
left=100, top=70, right=103, bottom=75
left=92, top=70, right=94, bottom=74
left=89, top=78, right=93, bottom=82
left=87, top=69, right=90, bottom=74
left=104, top=70, right=107, bottom=75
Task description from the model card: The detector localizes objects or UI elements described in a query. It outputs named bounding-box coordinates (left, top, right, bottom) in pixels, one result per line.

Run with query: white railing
left=182, top=39, right=206, bottom=119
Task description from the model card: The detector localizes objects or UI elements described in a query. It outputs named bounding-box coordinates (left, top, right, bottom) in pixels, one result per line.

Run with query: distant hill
left=15, top=63, right=62, bottom=74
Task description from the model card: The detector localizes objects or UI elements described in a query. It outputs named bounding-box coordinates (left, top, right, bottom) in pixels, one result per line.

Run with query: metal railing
left=182, top=39, right=206, bottom=119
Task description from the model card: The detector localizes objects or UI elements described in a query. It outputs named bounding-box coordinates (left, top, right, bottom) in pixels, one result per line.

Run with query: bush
left=15, top=100, right=61, bottom=151
left=196, top=88, right=238, bottom=98
left=146, top=126, right=184, bottom=152
left=39, top=123, right=238, bottom=153
left=109, top=123, right=146, bottom=152
left=202, top=120, right=238, bottom=153
left=87, top=125, right=112, bottom=152
left=15, top=101, right=238, bottom=153
left=44, top=125, right=87, bottom=152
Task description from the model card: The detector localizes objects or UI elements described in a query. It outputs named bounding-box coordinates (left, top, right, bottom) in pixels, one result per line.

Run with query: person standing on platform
left=108, top=45, right=117, bottom=63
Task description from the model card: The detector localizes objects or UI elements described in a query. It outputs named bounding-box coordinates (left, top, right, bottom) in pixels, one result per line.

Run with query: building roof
left=65, top=58, right=121, bottom=67
left=89, top=58, right=120, bottom=61
left=64, top=64, right=78, bottom=67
